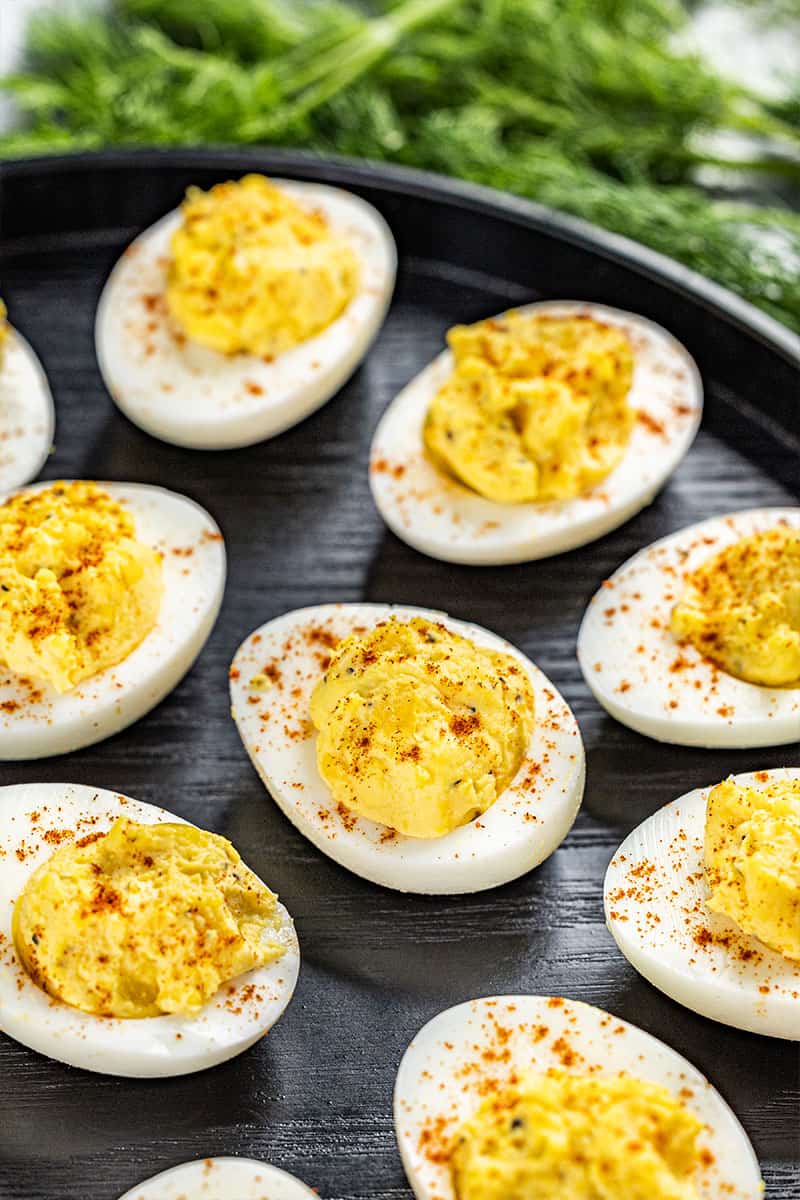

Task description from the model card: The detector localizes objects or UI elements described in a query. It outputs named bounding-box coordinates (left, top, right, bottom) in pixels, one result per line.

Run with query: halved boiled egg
left=0, top=783, right=299, bottom=1077
left=230, top=603, right=584, bottom=894
left=0, top=306, right=54, bottom=490
left=577, top=507, right=800, bottom=747
left=369, top=301, right=701, bottom=565
left=118, top=1159, right=317, bottom=1200
left=394, top=995, right=763, bottom=1200
left=0, top=480, right=225, bottom=759
left=605, top=768, right=800, bottom=1040
left=95, top=176, right=396, bottom=449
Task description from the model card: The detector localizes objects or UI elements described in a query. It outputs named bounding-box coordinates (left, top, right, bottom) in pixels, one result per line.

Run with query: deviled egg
left=577, top=507, right=800, bottom=747
left=0, top=783, right=299, bottom=1077
left=605, top=767, right=800, bottom=1040
left=230, top=603, right=584, bottom=894
left=0, top=479, right=225, bottom=758
left=96, top=174, right=396, bottom=449
left=370, top=301, right=701, bottom=565
left=0, top=300, right=54, bottom=490
left=394, top=995, right=763, bottom=1200
left=118, top=1159, right=317, bottom=1200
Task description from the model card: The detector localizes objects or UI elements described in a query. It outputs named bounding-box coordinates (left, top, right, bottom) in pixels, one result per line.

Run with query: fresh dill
left=2, top=0, right=799, bottom=330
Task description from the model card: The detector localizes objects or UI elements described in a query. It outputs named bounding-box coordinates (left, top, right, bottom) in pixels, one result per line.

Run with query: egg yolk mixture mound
left=705, top=776, right=800, bottom=962
left=671, top=527, right=800, bottom=687
left=451, top=1071, right=703, bottom=1200
left=13, top=818, right=285, bottom=1018
left=423, top=313, right=634, bottom=504
left=166, top=174, right=360, bottom=357
left=309, top=617, right=535, bottom=838
left=0, top=482, right=162, bottom=693
left=0, top=299, right=8, bottom=362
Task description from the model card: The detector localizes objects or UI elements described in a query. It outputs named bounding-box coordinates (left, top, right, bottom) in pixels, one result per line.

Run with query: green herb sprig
left=2, top=0, right=799, bottom=330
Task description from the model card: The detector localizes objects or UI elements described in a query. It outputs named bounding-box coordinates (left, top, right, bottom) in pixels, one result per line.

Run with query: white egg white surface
left=394, top=994, right=763, bottom=1200
left=577, top=507, right=800, bottom=748
left=369, top=301, right=702, bottom=565
left=95, top=180, right=397, bottom=449
left=0, top=783, right=300, bottom=1078
left=0, top=327, right=54, bottom=490
left=230, top=603, right=584, bottom=894
left=118, top=1157, right=317, bottom=1200
left=605, top=768, right=800, bottom=1040
left=0, top=480, right=226, bottom=759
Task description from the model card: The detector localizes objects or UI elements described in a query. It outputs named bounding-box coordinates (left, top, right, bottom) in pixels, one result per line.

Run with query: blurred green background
left=2, top=0, right=799, bottom=330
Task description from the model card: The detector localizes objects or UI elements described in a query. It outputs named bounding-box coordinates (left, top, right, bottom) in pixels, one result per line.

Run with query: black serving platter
left=0, top=150, right=798, bottom=1200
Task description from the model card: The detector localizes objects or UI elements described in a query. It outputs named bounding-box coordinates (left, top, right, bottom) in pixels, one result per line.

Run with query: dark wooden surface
left=0, top=155, right=798, bottom=1200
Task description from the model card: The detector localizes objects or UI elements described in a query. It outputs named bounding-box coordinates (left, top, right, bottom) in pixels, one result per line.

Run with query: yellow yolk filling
left=424, top=313, right=634, bottom=504
left=0, top=482, right=162, bottom=693
left=166, top=174, right=360, bottom=357
left=310, top=616, right=535, bottom=839
left=451, top=1071, right=703, bottom=1200
left=705, top=777, right=800, bottom=962
left=0, top=299, right=8, bottom=363
left=13, top=818, right=285, bottom=1018
left=670, top=526, right=800, bottom=687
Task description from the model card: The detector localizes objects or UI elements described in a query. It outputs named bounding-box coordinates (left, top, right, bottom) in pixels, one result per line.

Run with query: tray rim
left=3, top=146, right=800, bottom=371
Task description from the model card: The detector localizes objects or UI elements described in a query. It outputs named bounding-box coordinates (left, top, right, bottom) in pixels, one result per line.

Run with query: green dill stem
left=132, top=25, right=231, bottom=71
left=725, top=91, right=800, bottom=147
left=242, top=0, right=462, bottom=140
left=473, top=77, right=578, bottom=133
left=686, top=148, right=800, bottom=180
left=274, top=0, right=461, bottom=102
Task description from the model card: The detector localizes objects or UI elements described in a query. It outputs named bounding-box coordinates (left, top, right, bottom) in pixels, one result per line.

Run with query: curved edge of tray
left=3, top=145, right=799, bottom=370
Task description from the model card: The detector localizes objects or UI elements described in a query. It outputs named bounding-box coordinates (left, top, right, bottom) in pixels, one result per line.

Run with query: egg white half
left=118, top=1157, right=317, bottom=1200
left=369, top=301, right=702, bottom=566
left=0, top=783, right=300, bottom=1077
left=394, top=994, right=763, bottom=1200
left=230, top=603, right=584, bottom=895
left=0, top=480, right=226, bottom=759
left=95, top=180, right=397, bottom=449
left=605, top=768, right=800, bottom=1040
left=0, top=327, right=54, bottom=491
left=577, top=507, right=800, bottom=748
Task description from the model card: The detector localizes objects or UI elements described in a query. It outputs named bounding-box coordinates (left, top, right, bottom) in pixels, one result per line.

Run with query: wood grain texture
left=0, top=158, right=798, bottom=1200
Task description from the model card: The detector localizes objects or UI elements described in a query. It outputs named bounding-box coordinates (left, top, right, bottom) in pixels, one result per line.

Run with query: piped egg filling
left=0, top=299, right=8, bottom=361
left=423, top=312, right=634, bottom=504
left=12, top=818, right=286, bottom=1018
left=705, top=777, right=800, bottom=963
left=450, top=1071, right=703, bottom=1200
left=166, top=174, right=360, bottom=357
left=309, top=616, right=535, bottom=838
left=0, top=482, right=163, bottom=693
left=670, top=527, right=800, bottom=687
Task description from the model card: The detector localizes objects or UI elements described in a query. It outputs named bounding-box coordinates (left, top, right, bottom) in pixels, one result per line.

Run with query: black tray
left=0, top=149, right=798, bottom=1200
